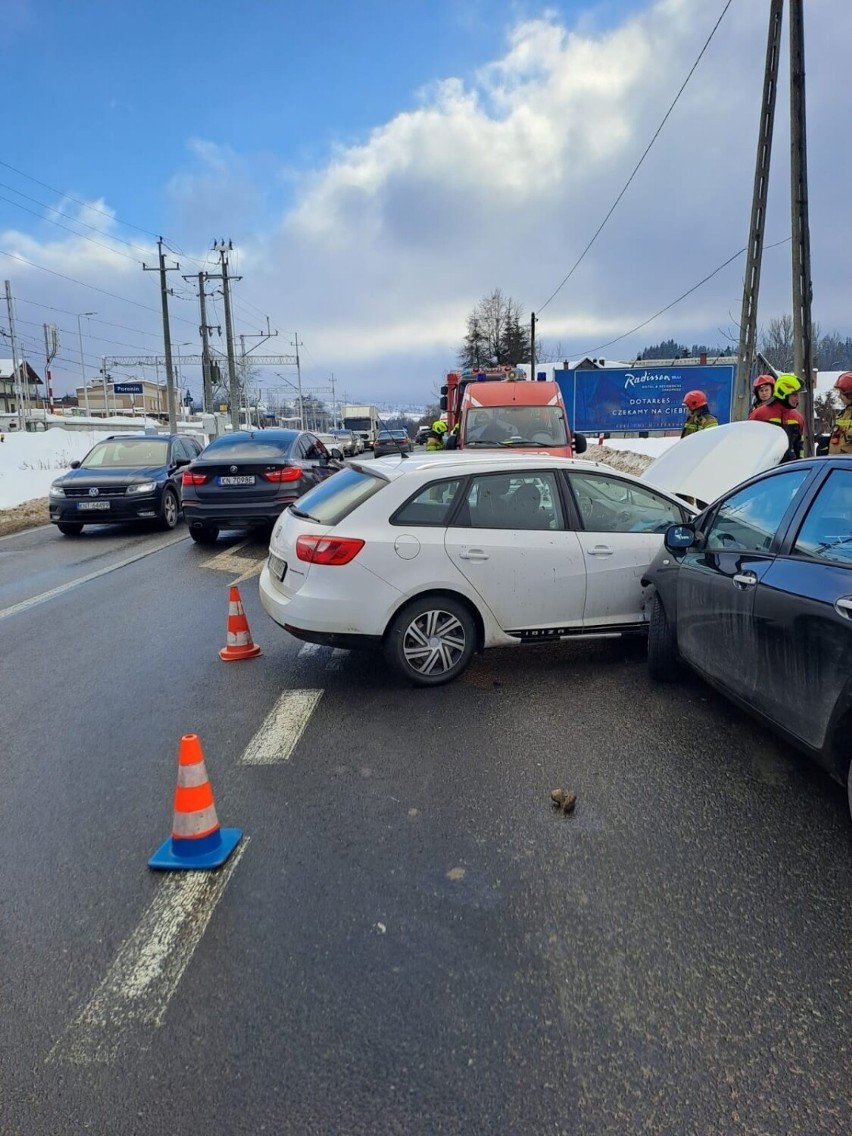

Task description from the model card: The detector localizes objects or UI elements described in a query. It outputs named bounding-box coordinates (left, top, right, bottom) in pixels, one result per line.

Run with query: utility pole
left=530, top=312, right=537, bottom=382
left=733, top=0, right=784, bottom=421
left=291, top=333, right=305, bottom=428
left=4, top=280, right=25, bottom=431
left=183, top=271, right=219, bottom=414
left=143, top=238, right=180, bottom=432
left=329, top=372, right=337, bottom=427
left=43, top=322, right=58, bottom=419
left=211, top=240, right=242, bottom=431
left=789, top=0, right=815, bottom=456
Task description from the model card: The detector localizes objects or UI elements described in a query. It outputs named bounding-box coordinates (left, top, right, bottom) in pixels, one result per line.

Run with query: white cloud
left=5, top=0, right=852, bottom=405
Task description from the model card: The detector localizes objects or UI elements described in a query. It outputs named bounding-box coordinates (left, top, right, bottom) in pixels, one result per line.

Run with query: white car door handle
left=587, top=545, right=613, bottom=557
left=458, top=549, right=489, bottom=561
left=733, top=572, right=757, bottom=587
left=835, top=597, right=852, bottom=617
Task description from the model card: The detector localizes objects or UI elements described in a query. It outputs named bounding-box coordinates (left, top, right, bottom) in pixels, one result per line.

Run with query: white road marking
left=327, top=648, right=349, bottom=671
left=48, top=839, right=248, bottom=1066
left=0, top=533, right=188, bottom=622
left=240, top=689, right=323, bottom=765
left=200, top=537, right=266, bottom=585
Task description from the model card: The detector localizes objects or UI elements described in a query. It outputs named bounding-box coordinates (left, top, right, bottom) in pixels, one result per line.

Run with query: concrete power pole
left=291, top=334, right=305, bottom=428
left=4, top=280, right=25, bottom=430
left=530, top=312, right=537, bottom=382
left=212, top=241, right=242, bottom=432
left=183, top=271, right=219, bottom=414
left=143, top=238, right=180, bottom=432
left=789, top=0, right=815, bottom=456
left=733, top=0, right=784, bottom=421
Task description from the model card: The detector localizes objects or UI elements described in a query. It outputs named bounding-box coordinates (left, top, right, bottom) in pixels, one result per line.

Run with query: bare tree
left=458, top=289, right=531, bottom=368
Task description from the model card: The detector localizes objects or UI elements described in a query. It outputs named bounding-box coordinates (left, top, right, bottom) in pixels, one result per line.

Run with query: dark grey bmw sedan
left=180, top=429, right=341, bottom=544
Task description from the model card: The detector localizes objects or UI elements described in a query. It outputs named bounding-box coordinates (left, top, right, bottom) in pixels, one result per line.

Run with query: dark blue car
left=48, top=432, right=203, bottom=536
left=643, top=455, right=852, bottom=819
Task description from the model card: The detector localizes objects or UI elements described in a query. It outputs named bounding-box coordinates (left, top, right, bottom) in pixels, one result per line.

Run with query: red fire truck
left=440, top=366, right=586, bottom=456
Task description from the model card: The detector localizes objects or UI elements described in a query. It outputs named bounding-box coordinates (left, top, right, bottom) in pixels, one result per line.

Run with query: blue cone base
left=148, top=827, right=243, bottom=870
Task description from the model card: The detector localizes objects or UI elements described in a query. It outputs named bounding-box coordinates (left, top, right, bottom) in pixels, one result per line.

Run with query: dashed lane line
left=240, top=689, right=324, bottom=765
left=48, top=838, right=248, bottom=1066
left=0, top=533, right=188, bottom=622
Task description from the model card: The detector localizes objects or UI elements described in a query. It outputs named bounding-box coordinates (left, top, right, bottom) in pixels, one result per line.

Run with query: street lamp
left=76, top=312, right=96, bottom=419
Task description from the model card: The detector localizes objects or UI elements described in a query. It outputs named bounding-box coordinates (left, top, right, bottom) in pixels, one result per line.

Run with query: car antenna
left=377, top=411, right=409, bottom=460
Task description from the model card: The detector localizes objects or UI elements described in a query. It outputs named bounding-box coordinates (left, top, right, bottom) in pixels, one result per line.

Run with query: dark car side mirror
left=444, top=434, right=458, bottom=450
left=573, top=433, right=587, bottom=454
left=664, top=523, right=697, bottom=552
left=70, top=460, right=81, bottom=469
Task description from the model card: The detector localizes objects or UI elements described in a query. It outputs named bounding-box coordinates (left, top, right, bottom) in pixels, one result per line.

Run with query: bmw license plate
left=268, top=553, right=287, bottom=581
left=218, top=475, right=255, bottom=486
left=78, top=501, right=110, bottom=510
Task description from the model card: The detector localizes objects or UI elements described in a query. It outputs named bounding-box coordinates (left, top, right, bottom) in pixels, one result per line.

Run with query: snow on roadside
left=0, top=426, right=115, bottom=509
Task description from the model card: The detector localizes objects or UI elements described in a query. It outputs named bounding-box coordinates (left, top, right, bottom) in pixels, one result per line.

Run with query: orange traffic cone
left=219, top=585, right=261, bottom=661
left=149, top=733, right=242, bottom=870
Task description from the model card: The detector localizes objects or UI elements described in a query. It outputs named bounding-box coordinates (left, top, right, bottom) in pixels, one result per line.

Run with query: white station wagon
left=258, top=423, right=787, bottom=686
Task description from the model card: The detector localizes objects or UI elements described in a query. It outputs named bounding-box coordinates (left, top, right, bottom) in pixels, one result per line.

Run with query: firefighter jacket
left=749, top=400, right=806, bottom=460
left=681, top=410, right=719, bottom=438
left=424, top=433, right=445, bottom=451
left=829, top=407, right=852, bottom=455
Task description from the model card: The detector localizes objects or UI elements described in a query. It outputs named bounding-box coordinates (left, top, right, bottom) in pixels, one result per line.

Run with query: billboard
left=555, top=365, right=736, bottom=434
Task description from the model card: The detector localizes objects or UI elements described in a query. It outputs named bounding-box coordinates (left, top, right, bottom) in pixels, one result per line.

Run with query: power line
left=0, top=181, right=154, bottom=258
left=537, top=0, right=735, bottom=315
left=571, top=236, right=791, bottom=358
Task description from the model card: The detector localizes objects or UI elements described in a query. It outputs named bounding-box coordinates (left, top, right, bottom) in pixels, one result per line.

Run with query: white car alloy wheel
left=384, top=595, right=476, bottom=686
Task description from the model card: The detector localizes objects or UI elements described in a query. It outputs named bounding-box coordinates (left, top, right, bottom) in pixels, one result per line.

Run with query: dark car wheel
left=157, top=488, right=179, bottom=531
left=189, top=524, right=219, bottom=544
left=383, top=594, right=476, bottom=687
left=57, top=522, right=84, bottom=536
left=647, top=593, right=679, bottom=682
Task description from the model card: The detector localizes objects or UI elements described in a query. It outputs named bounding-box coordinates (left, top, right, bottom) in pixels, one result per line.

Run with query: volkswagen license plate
left=78, top=501, right=110, bottom=510
left=218, top=475, right=255, bottom=486
left=268, top=553, right=287, bottom=581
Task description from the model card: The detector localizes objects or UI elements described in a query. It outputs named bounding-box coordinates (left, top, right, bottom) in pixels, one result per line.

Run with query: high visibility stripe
left=228, top=601, right=243, bottom=616
left=174, top=782, right=215, bottom=813
left=227, top=629, right=252, bottom=646
left=177, top=762, right=209, bottom=788
left=172, top=803, right=219, bottom=838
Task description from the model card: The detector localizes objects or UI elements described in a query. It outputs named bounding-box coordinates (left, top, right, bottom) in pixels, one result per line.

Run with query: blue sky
left=1, top=0, right=850, bottom=409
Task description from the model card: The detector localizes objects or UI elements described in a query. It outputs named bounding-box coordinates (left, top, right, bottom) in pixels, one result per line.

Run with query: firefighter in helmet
left=752, top=374, right=775, bottom=411
left=749, top=373, right=805, bottom=460
left=680, top=390, right=719, bottom=437
left=829, top=372, right=852, bottom=455
left=425, top=419, right=447, bottom=451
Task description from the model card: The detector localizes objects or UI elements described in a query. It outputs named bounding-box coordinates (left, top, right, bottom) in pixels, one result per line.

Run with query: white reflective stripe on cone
left=228, top=601, right=243, bottom=616
left=227, top=630, right=252, bottom=646
left=173, top=804, right=220, bottom=838
left=176, top=762, right=210, bottom=789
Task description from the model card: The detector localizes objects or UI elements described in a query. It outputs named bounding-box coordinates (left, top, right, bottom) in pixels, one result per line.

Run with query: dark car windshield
left=200, top=431, right=297, bottom=460
left=81, top=438, right=170, bottom=469
left=290, top=467, right=386, bottom=525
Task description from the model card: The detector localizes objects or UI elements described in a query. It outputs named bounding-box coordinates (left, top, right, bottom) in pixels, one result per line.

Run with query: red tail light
left=296, top=535, right=365, bottom=565
left=182, top=470, right=208, bottom=485
left=262, top=466, right=302, bottom=483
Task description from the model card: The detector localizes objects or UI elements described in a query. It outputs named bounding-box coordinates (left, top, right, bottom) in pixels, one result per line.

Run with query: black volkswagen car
left=643, top=455, right=852, bottom=819
left=48, top=432, right=203, bottom=536
left=180, top=429, right=341, bottom=544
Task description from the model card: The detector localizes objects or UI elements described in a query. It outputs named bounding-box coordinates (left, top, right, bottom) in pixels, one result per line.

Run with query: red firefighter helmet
left=834, top=372, right=852, bottom=395
left=753, top=374, right=775, bottom=391
left=682, top=390, right=708, bottom=412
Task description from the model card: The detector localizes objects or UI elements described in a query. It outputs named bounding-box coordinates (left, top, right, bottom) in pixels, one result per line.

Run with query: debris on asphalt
left=550, top=788, right=577, bottom=815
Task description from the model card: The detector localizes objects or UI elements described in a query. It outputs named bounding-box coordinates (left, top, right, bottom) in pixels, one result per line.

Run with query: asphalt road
left=1, top=518, right=850, bottom=1136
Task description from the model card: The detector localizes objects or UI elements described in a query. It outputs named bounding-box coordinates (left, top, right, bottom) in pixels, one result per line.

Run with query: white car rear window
left=290, top=467, right=385, bottom=525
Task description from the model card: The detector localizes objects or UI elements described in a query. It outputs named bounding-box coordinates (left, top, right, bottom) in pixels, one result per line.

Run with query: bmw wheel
left=57, top=522, right=84, bottom=536
left=157, top=488, right=179, bottom=531
left=384, top=594, right=476, bottom=687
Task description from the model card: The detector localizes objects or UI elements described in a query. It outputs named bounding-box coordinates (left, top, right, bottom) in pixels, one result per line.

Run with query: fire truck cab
left=440, top=367, right=586, bottom=457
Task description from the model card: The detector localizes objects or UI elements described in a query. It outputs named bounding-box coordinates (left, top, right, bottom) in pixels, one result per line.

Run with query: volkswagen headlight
left=127, top=480, right=158, bottom=496
left=49, top=484, right=66, bottom=498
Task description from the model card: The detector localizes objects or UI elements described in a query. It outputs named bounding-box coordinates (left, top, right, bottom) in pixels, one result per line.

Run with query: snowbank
left=0, top=427, right=115, bottom=509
